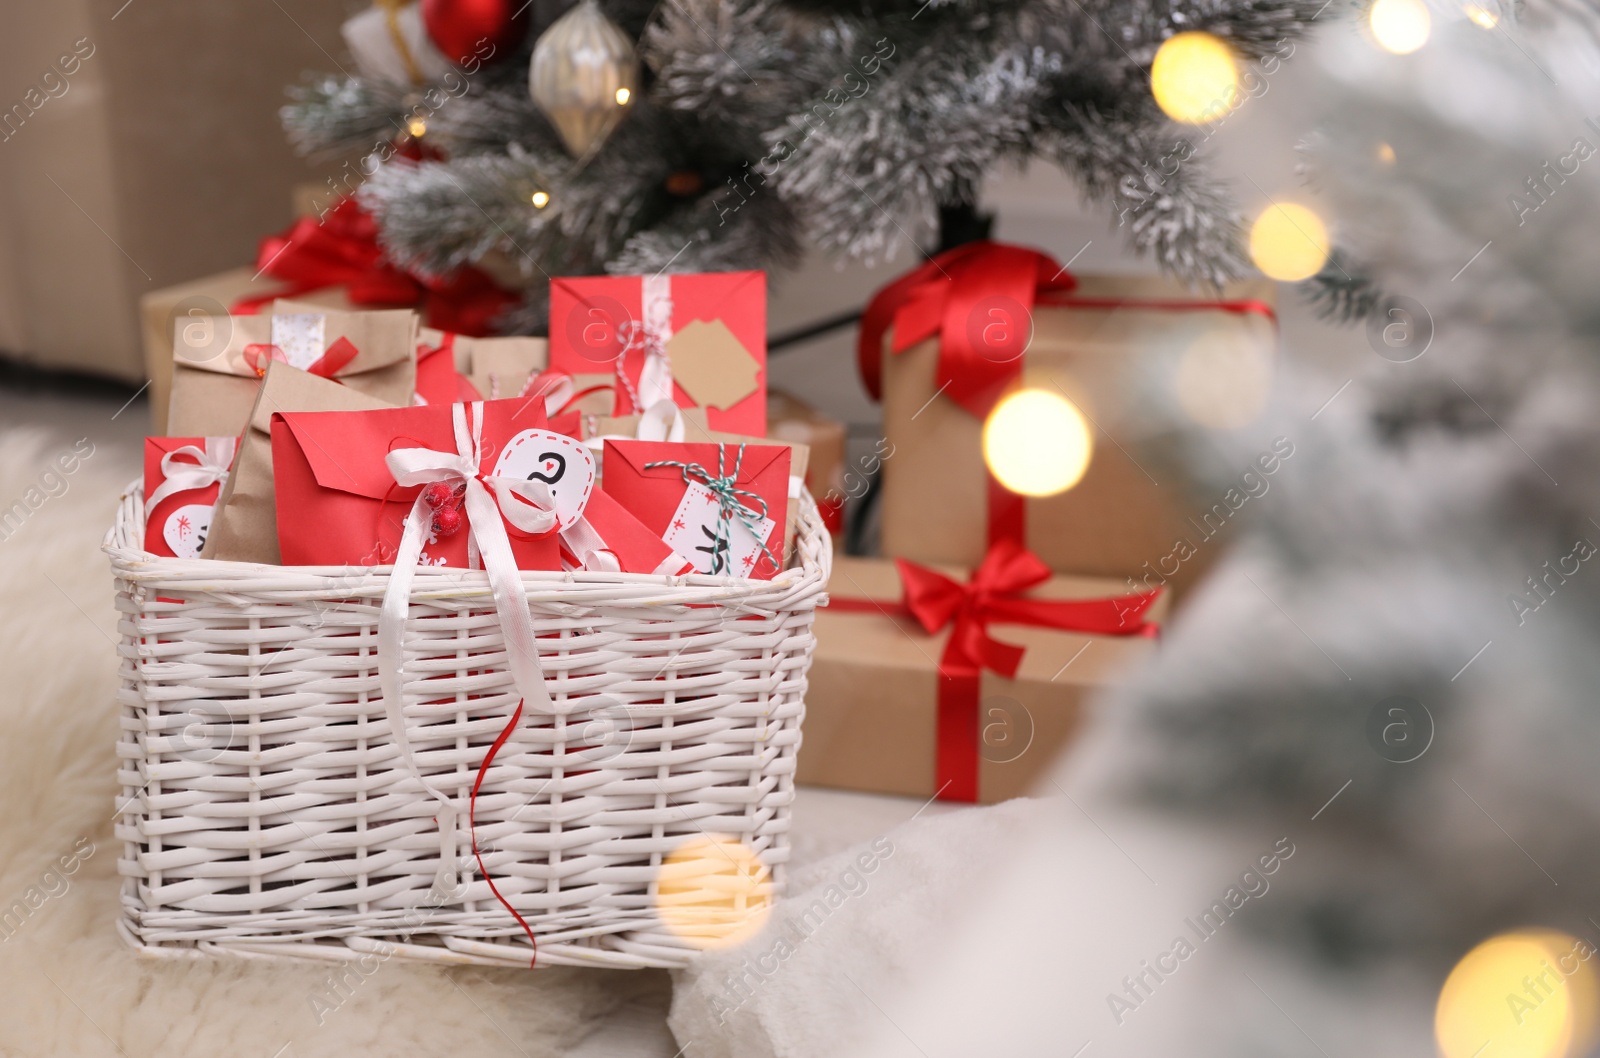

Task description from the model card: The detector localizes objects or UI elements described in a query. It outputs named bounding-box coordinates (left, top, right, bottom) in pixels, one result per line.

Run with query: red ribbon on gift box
left=857, top=240, right=1278, bottom=552
left=829, top=541, right=1161, bottom=802
left=232, top=197, right=518, bottom=337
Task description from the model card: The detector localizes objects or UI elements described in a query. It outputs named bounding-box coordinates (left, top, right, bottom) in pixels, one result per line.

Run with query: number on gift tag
left=663, top=482, right=776, bottom=576
left=491, top=430, right=594, bottom=529
left=162, top=503, right=213, bottom=559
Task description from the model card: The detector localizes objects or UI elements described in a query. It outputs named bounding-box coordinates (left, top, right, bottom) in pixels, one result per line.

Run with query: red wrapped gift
left=269, top=399, right=587, bottom=569
left=143, top=437, right=237, bottom=559
left=413, top=331, right=486, bottom=406
left=602, top=439, right=790, bottom=580
left=563, top=489, right=693, bottom=576
left=548, top=271, right=768, bottom=436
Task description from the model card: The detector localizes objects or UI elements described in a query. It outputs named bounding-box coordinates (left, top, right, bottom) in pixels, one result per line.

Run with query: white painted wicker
left=105, top=483, right=829, bottom=969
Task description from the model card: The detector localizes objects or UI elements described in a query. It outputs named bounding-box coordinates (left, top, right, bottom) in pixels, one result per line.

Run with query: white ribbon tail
left=560, top=516, right=622, bottom=573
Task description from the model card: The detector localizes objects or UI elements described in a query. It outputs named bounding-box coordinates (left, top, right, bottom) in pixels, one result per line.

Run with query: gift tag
left=668, top=319, right=761, bottom=411
left=162, top=503, right=214, bottom=559
left=270, top=314, right=329, bottom=370
left=492, top=430, right=595, bottom=529
left=663, top=482, right=777, bottom=577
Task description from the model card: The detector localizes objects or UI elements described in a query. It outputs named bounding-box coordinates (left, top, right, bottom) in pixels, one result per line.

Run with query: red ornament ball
left=422, top=482, right=456, bottom=509
left=421, top=0, right=527, bottom=66
left=431, top=506, right=465, bottom=537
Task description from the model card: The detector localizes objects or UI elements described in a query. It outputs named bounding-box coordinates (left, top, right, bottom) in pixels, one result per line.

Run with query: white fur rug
left=0, top=420, right=653, bottom=1058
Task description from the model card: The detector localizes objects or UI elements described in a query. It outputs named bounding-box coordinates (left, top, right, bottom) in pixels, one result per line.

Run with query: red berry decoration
left=421, top=0, right=526, bottom=66
left=422, top=482, right=456, bottom=509
left=431, top=506, right=465, bottom=537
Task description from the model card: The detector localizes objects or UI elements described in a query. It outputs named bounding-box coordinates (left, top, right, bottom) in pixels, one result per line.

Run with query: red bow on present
left=833, top=541, right=1161, bottom=802
left=241, top=335, right=361, bottom=380
left=232, top=197, right=517, bottom=337
left=857, top=242, right=1075, bottom=418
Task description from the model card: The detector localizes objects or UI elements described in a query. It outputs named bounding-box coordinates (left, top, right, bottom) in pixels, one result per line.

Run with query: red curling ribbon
left=242, top=336, right=361, bottom=381
left=470, top=699, right=539, bottom=968
left=829, top=540, right=1161, bottom=802
left=857, top=240, right=1280, bottom=550
left=232, top=196, right=517, bottom=337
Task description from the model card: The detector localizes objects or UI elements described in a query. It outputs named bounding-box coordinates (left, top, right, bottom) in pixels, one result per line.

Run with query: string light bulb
left=1436, top=931, right=1599, bottom=1058
left=982, top=389, right=1093, bottom=498
left=1464, top=3, right=1499, bottom=27
left=1370, top=0, right=1431, bottom=53
left=406, top=116, right=427, bottom=138
left=1150, top=32, right=1241, bottom=125
left=531, top=190, right=550, bottom=208
left=615, top=87, right=631, bottom=105
left=1249, top=202, right=1330, bottom=282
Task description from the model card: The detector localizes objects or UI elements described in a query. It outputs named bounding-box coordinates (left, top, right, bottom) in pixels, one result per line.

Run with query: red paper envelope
left=564, top=488, right=694, bottom=576
left=603, top=440, right=790, bottom=580
left=548, top=271, right=768, bottom=435
left=414, top=333, right=485, bottom=406
left=270, top=398, right=588, bottom=569
left=143, top=436, right=237, bottom=559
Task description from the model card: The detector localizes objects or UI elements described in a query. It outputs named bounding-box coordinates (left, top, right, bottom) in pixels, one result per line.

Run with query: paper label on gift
left=162, top=503, right=213, bottom=559
left=663, top=481, right=776, bottom=576
left=270, top=314, right=328, bottom=370
left=668, top=319, right=761, bottom=411
left=491, top=429, right=595, bottom=529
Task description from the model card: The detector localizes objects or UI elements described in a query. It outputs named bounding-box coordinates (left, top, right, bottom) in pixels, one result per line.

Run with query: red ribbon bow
left=857, top=241, right=1075, bottom=418
left=834, top=540, right=1161, bottom=802
left=233, top=197, right=517, bottom=337
left=241, top=335, right=361, bottom=380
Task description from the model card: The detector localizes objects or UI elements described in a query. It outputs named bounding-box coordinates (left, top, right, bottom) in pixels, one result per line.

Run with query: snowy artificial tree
left=283, top=0, right=1331, bottom=334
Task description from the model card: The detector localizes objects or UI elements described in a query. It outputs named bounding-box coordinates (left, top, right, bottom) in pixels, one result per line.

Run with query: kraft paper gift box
left=413, top=326, right=550, bottom=404
left=165, top=306, right=418, bottom=439
left=203, top=362, right=400, bottom=564
left=767, top=390, right=847, bottom=537
left=547, top=271, right=768, bottom=435
left=866, top=244, right=1276, bottom=597
left=141, top=270, right=356, bottom=432
left=799, top=552, right=1167, bottom=804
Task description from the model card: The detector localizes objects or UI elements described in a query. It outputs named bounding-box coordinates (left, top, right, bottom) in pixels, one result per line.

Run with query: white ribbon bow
left=145, top=437, right=236, bottom=512
left=377, top=402, right=560, bottom=886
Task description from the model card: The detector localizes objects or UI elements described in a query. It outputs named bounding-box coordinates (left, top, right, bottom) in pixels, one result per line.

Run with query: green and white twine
left=644, top=443, right=780, bottom=575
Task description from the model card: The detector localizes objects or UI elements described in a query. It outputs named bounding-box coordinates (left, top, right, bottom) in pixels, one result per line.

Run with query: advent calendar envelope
left=143, top=436, right=236, bottom=559
left=269, top=398, right=586, bottom=569
left=602, top=440, right=790, bottom=580
left=547, top=271, right=768, bottom=435
left=565, top=488, right=694, bottom=576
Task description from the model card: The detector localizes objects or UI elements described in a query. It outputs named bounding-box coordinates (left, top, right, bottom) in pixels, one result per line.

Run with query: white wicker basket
left=105, top=483, right=829, bottom=969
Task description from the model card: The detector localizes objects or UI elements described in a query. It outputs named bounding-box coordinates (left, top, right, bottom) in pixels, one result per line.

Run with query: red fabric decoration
left=233, top=197, right=518, bottom=338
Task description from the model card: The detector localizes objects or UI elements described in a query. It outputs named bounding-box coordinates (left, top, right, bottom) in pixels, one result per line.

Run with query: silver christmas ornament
left=528, top=0, right=639, bottom=158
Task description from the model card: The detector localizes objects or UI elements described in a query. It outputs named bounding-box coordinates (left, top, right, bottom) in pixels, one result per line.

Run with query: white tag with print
left=162, top=503, right=213, bottom=559
left=490, top=429, right=594, bottom=529
left=662, top=482, right=776, bottom=577
left=270, top=313, right=328, bottom=369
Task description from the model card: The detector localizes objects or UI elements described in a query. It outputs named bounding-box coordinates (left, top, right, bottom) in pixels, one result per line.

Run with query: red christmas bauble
left=432, top=506, right=465, bottom=537
left=421, top=0, right=526, bottom=66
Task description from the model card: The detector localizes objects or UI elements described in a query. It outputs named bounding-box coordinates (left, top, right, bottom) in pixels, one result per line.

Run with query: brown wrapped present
left=165, top=305, right=417, bottom=438
left=864, top=243, right=1276, bottom=597
left=767, top=390, right=847, bottom=539
left=799, top=549, right=1165, bottom=804
left=140, top=269, right=356, bottom=432
left=202, top=361, right=399, bottom=564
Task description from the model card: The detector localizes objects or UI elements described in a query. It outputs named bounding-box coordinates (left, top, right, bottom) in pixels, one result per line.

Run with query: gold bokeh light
left=1249, top=202, right=1330, bottom=282
left=1436, top=930, right=1600, bottom=1058
left=982, top=388, right=1094, bottom=498
left=1150, top=32, right=1241, bottom=125
left=656, top=834, right=772, bottom=950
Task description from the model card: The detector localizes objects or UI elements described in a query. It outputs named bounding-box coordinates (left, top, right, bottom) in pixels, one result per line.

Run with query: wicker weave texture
left=106, top=485, right=829, bottom=969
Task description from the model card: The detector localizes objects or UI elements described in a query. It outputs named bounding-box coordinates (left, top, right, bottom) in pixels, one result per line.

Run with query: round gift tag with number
left=492, top=430, right=594, bottom=528
left=162, top=503, right=213, bottom=558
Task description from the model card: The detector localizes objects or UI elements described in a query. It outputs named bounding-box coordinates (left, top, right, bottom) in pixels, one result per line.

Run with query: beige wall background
left=0, top=0, right=346, bottom=380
